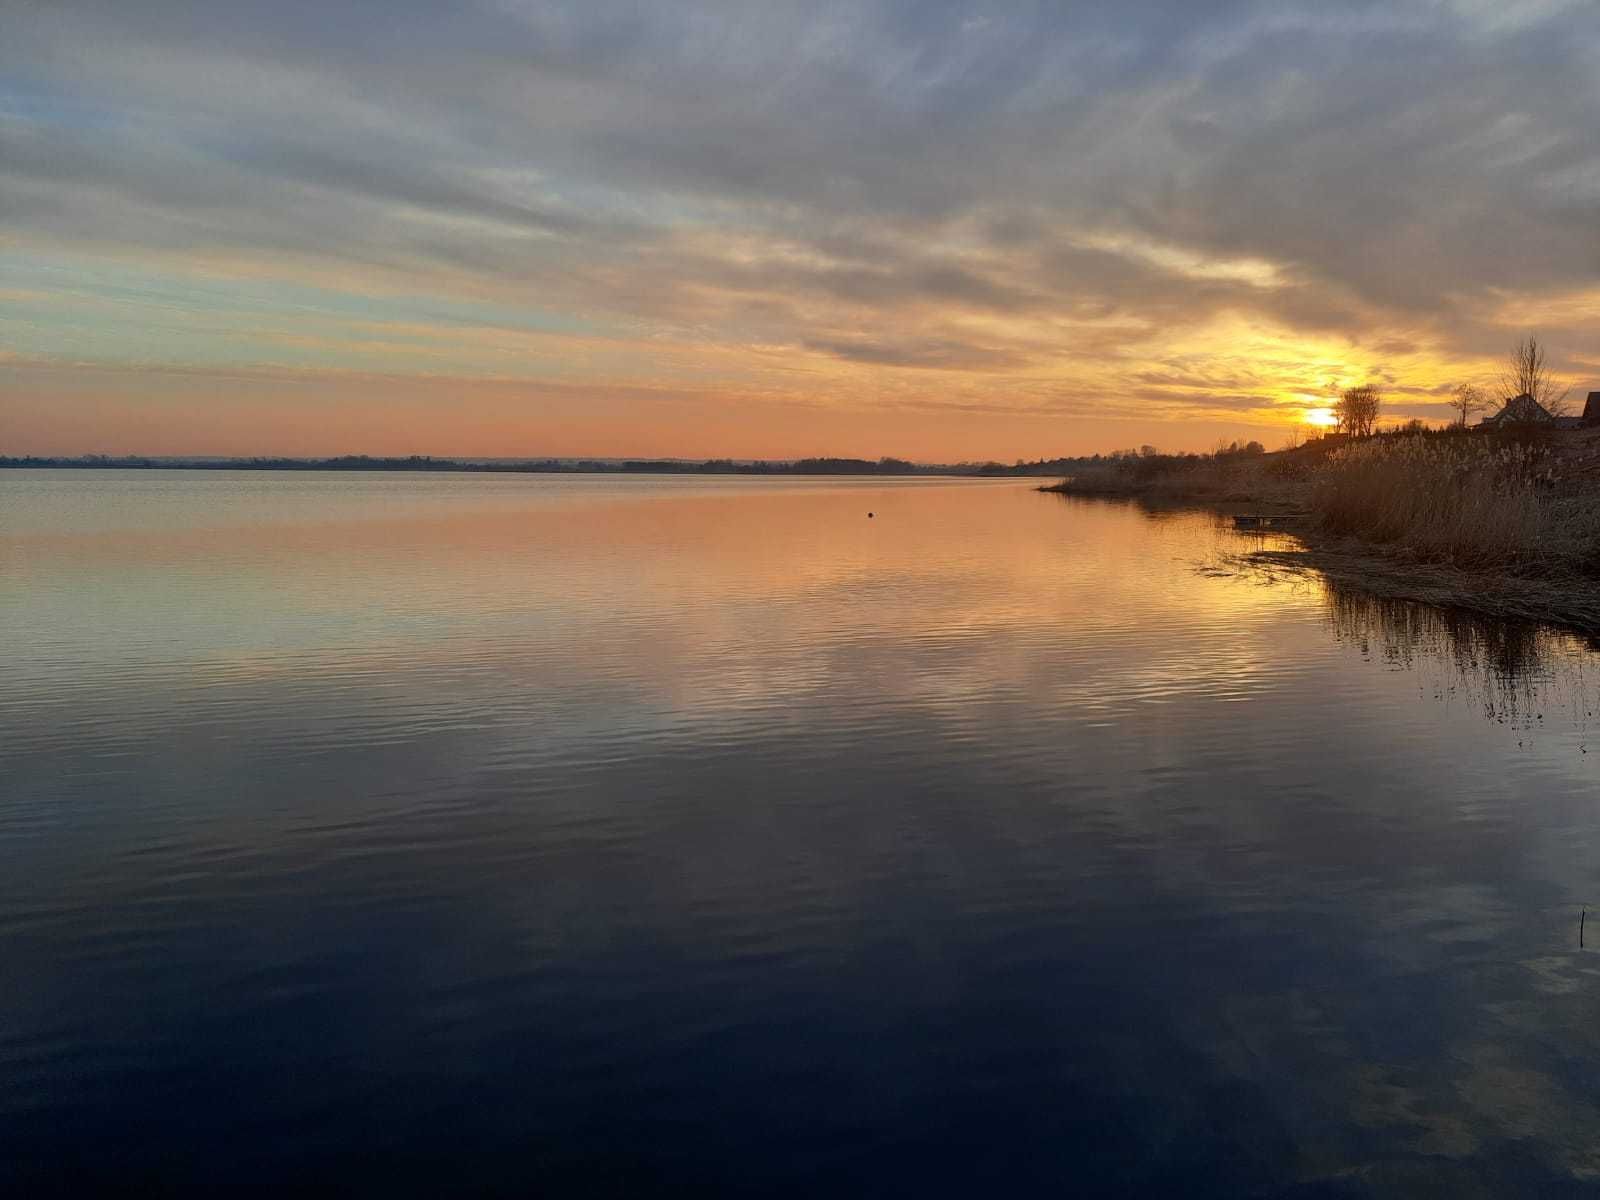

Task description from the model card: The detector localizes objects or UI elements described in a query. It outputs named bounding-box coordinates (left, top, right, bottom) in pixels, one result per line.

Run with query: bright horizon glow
left=3, top=3, right=1597, bottom=459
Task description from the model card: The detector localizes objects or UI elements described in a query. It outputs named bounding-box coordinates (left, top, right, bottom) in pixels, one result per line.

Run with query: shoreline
left=0, top=454, right=1069, bottom=479
left=1041, top=466, right=1600, bottom=638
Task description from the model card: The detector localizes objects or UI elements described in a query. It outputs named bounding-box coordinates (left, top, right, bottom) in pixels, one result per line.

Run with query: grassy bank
left=1044, top=427, right=1600, bottom=632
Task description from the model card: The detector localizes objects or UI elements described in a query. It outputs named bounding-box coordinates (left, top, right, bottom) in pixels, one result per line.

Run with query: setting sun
left=1304, top=408, right=1340, bottom=428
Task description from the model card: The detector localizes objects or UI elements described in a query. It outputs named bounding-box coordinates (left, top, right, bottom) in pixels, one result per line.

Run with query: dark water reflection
left=1322, top=585, right=1600, bottom=737
left=3, top=472, right=1599, bottom=1196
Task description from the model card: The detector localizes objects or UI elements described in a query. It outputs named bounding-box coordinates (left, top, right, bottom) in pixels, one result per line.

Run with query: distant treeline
left=0, top=453, right=1100, bottom=477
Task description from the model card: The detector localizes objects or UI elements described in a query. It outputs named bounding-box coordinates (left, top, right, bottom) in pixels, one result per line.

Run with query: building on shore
left=1479, top=390, right=1600, bottom=430
left=1480, top=393, right=1555, bottom=428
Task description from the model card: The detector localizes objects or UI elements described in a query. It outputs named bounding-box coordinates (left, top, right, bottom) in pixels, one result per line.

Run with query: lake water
left=4, top=470, right=1600, bottom=1195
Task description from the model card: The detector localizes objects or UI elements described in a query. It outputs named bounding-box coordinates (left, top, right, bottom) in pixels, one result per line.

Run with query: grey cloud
left=802, top=336, right=1027, bottom=371
left=3, top=0, right=1598, bottom=384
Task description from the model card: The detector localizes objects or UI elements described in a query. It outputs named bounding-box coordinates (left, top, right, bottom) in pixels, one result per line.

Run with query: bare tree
left=1499, top=334, right=1571, bottom=415
left=1336, top=384, right=1382, bottom=438
left=1450, top=383, right=1485, bottom=427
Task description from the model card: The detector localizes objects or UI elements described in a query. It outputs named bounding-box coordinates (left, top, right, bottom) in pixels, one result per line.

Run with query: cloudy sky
left=4, top=1, right=1598, bottom=458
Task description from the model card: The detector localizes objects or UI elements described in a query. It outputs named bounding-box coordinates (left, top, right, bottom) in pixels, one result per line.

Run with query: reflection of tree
left=1321, top=583, right=1597, bottom=730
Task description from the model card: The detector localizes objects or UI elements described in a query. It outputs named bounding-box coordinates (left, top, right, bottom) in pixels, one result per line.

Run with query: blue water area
left=3, top=471, right=1599, bottom=1195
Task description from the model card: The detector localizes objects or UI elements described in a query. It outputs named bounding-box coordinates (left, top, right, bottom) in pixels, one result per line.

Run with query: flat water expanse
left=4, top=470, right=1599, bottom=1194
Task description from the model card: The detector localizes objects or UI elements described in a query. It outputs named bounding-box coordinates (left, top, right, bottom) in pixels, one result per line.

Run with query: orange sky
left=4, top=2, right=1598, bottom=460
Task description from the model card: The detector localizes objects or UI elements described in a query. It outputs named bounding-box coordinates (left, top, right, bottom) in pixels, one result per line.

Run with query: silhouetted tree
left=1450, top=383, right=1485, bottom=427
left=1336, top=385, right=1381, bottom=438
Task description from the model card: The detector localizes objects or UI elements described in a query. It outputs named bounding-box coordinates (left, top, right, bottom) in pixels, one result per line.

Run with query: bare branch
left=1499, top=334, right=1572, bottom=416
left=1450, top=383, right=1485, bottom=427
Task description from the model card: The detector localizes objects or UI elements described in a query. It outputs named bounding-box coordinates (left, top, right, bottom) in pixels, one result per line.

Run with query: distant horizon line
left=0, top=450, right=1088, bottom=469
left=0, top=451, right=1099, bottom=478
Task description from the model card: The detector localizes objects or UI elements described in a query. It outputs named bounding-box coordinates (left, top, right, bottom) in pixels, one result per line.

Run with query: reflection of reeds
left=1323, top=583, right=1553, bottom=722
left=1324, top=584, right=1547, bottom=682
left=1320, top=578, right=1600, bottom=744
left=1208, top=553, right=1600, bottom=731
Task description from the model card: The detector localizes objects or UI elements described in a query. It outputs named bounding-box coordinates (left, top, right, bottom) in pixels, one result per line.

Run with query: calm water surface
left=4, top=471, right=1600, bottom=1195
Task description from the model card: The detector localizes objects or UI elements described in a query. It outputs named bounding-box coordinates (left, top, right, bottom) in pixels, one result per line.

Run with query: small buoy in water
left=867, top=512, right=874, bottom=518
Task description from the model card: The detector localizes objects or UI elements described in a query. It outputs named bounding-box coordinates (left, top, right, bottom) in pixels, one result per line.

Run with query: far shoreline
left=0, top=453, right=1062, bottom=479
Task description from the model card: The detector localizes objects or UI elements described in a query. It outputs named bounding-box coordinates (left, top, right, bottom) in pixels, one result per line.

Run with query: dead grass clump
left=1311, top=436, right=1570, bottom=571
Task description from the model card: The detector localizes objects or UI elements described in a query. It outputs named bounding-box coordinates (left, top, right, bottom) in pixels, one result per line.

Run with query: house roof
left=1482, top=392, right=1553, bottom=426
left=1586, top=391, right=1600, bottom=422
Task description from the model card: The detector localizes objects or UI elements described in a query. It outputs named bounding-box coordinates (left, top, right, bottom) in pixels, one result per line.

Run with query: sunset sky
left=5, top=0, right=1598, bottom=460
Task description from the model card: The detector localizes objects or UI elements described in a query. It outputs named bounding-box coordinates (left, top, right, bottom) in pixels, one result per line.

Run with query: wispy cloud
left=4, top=0, right=1597, bottom=455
